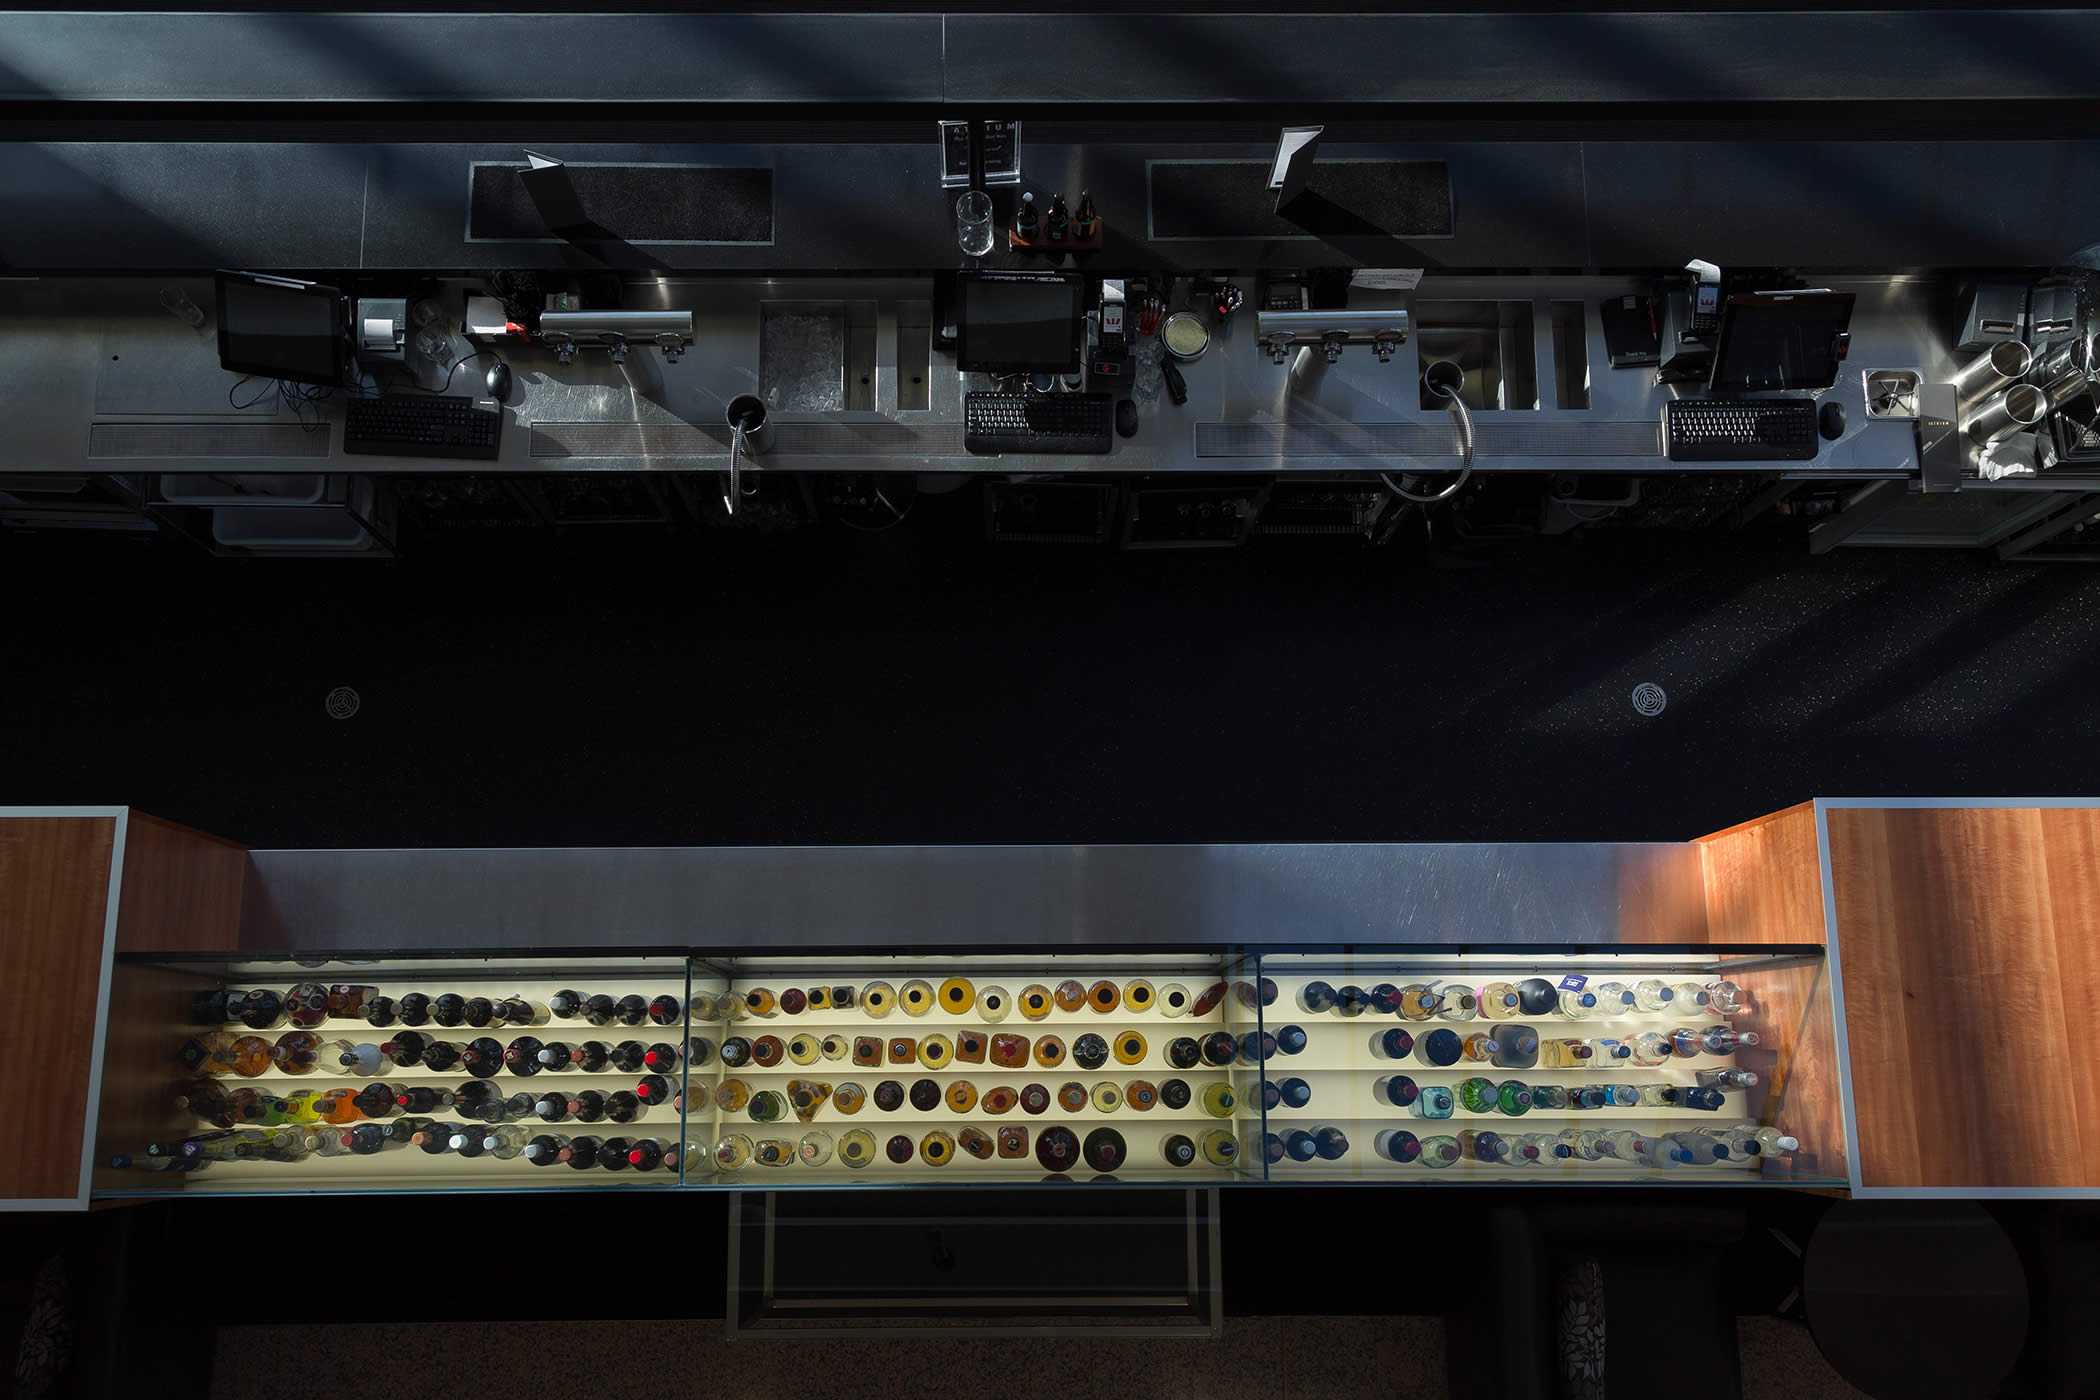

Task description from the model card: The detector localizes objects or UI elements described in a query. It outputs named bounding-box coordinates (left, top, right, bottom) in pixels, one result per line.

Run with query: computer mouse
left=1818, top=399, right=1845, bottom=441
left=484, top=361, right=514, bottom=403
left=1115, top=398, right=1139, bottom=438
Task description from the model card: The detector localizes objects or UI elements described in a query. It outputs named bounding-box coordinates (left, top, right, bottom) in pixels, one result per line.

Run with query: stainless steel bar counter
left=3, top=272, right=1976, bottom=481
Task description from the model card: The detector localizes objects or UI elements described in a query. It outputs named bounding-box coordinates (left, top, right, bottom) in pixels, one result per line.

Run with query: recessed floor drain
left=325, top=686, right=360, bottom=720
left=1631, top=682, right=1667, bottom=717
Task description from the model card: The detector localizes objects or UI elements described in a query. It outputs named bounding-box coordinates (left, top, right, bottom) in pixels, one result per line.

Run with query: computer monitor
left=1708, top=290, right=1856, bottom=394
left=215, top=270, right=350, bottom=387
left=955, top=271, right=1084, bottom=375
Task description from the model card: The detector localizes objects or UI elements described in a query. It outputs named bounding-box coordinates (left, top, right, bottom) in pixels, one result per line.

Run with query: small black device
left=484, top=361, right=514, bottom=403
left=955, top=271, right=1085, bottom=375
left=344, top=395, right=504, bottom=460
left=964, top=391, right=1114, bottom=455
left=1708, top=291, right=1856, bottom=394
left=1818, top=399, right=1846, bottom=441
left=1160, top=358, right=1188, bottom=406
left=214, top=269, right=350, bottom=387
left=1600, top=295, right=1660, bottom=368
left=1663, top=397, right=1820, bottom=462
left=1115, top=399, right=1139, bottom=438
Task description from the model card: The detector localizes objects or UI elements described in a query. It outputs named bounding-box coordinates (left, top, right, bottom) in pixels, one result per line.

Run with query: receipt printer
left=356, top=297, right=408, bottom=361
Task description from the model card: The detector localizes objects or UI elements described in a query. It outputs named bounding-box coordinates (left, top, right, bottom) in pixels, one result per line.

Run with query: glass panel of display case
left=92, top=953, right=692, bottom=1196
left=690, top=954, right=1257, bottom=1187
left=1252, top=948, right=1843, bottom=1186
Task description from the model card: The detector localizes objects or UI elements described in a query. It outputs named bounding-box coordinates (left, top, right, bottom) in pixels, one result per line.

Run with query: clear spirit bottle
left=1670, top=982, right=1713, bottom=1014
left=1695, top=1067, right=1759, bottom=1090
left=1419, top=1135, right=1463, bottom=1168
left=1478, top=982, right=1523, bottom=1020
left=1558, top=1128, right=1605, bottom=1161
left=1632, top=979, right=1676, bottom=1012
left=1437, top=987, right=1480, bottom=1021
left=1557, top=988, right=1601, bottom=1019
left=1588, top=1038, right=1634, bottom=1066
left=1590, top=982, right=1636, bottom=1016
left=1704, top=980, right=1747, bottom=1014
left=1628, top=1031, right=1674, bottom=1066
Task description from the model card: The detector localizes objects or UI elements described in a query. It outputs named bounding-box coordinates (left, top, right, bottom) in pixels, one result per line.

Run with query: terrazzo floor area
left=1737, top=1317, right=1872, bottom=1400
left=210, top=1316, right=1449, bottom=1400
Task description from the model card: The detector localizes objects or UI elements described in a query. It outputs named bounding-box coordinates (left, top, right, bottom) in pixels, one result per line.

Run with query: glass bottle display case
left=92, top=946, right=1843, bottom=1195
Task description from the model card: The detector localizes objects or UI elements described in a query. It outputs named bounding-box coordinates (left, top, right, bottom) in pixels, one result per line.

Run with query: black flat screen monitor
left=215, top=270, right=349, bottom=387
left=1708, top=290, right=1856, bottom=394
left=955, top=272, right=1084, bottom=375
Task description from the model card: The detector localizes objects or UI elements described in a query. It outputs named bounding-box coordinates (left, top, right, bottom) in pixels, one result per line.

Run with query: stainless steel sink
left=759, top=299, right=877, bottom=412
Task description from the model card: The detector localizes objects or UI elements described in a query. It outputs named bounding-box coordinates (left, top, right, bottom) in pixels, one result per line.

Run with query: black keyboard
left=965, top=392, right=1114, bottom=455
left=1663, top=397, right=1819, bottom=462
left=344, top=395, right=503, bottom=460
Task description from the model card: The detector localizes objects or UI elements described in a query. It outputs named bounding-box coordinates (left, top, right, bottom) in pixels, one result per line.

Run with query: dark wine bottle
left=1199, top=1032, right=1237, bottom=1067
left=1279, top=1077, right=1313, bottom=1109
left=1161, top=1134, right=1197, bottom=1167
left=419, top=1039, right=462, bottom=1073
left=352, top=1083, right=399, bottom=1118
left=448, top=1127, right=489, bottom=1157
left=641, top=1043, right=679, bottom=1072
left=613, top=995, right=649, bottom=1027
left=410, top=1121, right=462, bottom=1154
left=569, top=1040, right=610, bottom=1073
left=549, top=990, right=584, bottom=1020
left=462, top=997, right=497, bottom=1029
left=1313, top=1127, right=1349, bottom=1161
left=609, top=1041, right=647, bottom=1074
left=396, top=992, right=432, bottom=1026
left=1283, top=1130, right=1319, bottom=1162
left=634, top=1075, right=673, bottom=1108
left=1237, top=1031, right=1277, bottom=1065
left=455, top=1080, right=505, bottom=1122
left=1082, top=1128, right=1127, bottom=1173
left=533, top=1090, right=571, bottom=1123
left=190, top=988, right=234, bottom=1026
left=683, top=1037, right=715, bottom=1068
left=361, top=996, right=399, bottom=1029
left=582, top=994, right=619, bottom=1027
left=1035, top=1125, right=1081, bottom=1174
left=503, top=1037, right=544, bottom=1076
left=534, top=1041, right=573, bottom=1072
left=1159, top=1079, right=1192, bottom=1110
left=648, top=995, right=682, bottom=1026
left=720, top=1037, right=752, bottom=1069
left=1274, top=1025, right=1308, bottom=1056
left=1379, top=1075, right=1420, bottom=1110
left=344, top=1122, right=396, bottom=1155
left=522, top=1133, right=566, bottom=1166
left=1334, top=985, right=1373, bottom=1017
left=1166, top=1038, right=1201, bottom=1070
left=499, top=996, right=548, bottom=1027
left=566, top=1090, right=608, bottom=1123
left=395, top=1086, right=454, bottom=1114
left=626, top=1138, right=667, bottom=1172
left=599, top=1136, right=634, bottom=1171
left=604, top=1090, right=644, bottom=1124
left=1367, top=983, right=1405, bottom=1015
left=235, top=989, right=288, bottom=1030
left=559, top=1135, right=603, bottom=1169
left=1298, top=981, right=1338, bottom=1013
left=1376, top=1028, right=1415, bottom=1060
left=385, top=1115, right=434, bottom=1146
left=431, top=994, right=467, bottom=1028
left=460, top=1038, right=505, bottom=1079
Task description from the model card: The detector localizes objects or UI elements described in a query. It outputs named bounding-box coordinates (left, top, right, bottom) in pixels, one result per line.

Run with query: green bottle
left=1496, top=1080, right=1533, bottom=1116
left=1456, top=1077, right=1498, bottom=1114
left=748, top=1090, right=787, bottom=1124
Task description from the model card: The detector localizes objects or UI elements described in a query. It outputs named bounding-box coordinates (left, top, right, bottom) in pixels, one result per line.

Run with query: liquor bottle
left=1312, top=1127, right=1349, bottom=1161
left=1542, top=1038, right=1593, bottom=1069
left=1520, top=1132, right=1569, bottom=1163
left=1490, top=1029, right=1539, bottom=1070
left=270, top=1030, right=326, bottom=1074
left=324, top=984, right=379, bottom=1018
left=1198, top=1129, right=1239, bottom=1168
left=528, top=1041, right=570, bottom=1073
left=1277, top=1077, right=1313, bottom=1109
left=481, top=1125, right=530, bottom=1160
left=1373, top=1028, right=1415, bottom=1060
left=1376, top=1075, right=1416, bottom=1110
left=1282, top=1130, right=1318, bottom=1162
left=1704, top=980, right=1747, bottom=1015
left=1015, top=191, right=1040, bottom=241
left=1461, top=1129, right=1510, bottom=1165
left=1412, top=1028, right=1462, bottom=1068
left=1460, top=1031, right=1496, bottom=1063
left=455, top=1080, right=506, bottom=1122
left=634, top=1075, right=673, bottom=1109
left=1073, top=191, right=1098, bottom=240
left=431, top=994, right=468, bottom=1028
left=1334, top=985, right=1373, bottom=1018
left=1409, top=1083, right=1455, bottom=1119
left=419, top=1039, right=463, bottom=1073
left=623, top=1137, right=666, bottom=1172
left=1624, top=1031, right=1672, bottom=1067
left=175, top=1079, right=237, bottom=1127
left=327, top=1040, right=387, bottom=1077
left=410, top=1121, right=464, bottom=1155
left=1632, top=979, right=1676, bottom=1013
left=394, top=1086, right=455, bottom=1114
left=1675, top=1086, right=1727, bottom=1112
left=1703, top=1027, right=1760, bottom=1055
left=1358, top=983, right=1398, bottom=1015
left=1670, top=982, right=1713, bottom=1014
left=1298, top=980, right=1338, bottom=1014
left=311, top=1088, right=364, bottom=1125
left=1504, top=1135, right=1542, bottom=1165
left=567, top=1090, right=608, bottom=1123
left=1529, top=1084, right=1571, bottom=1110
left=501, top=996, right=551, bottom=1027
left=1199, top=1032, right=1236, bottom=1067
left=1478, top=982, right=1522, bottom=1020
left=613, top=995, right=650, bottom=1026
left=1166, top=1037, right=1201, bottom=1070
left=1159, top=1080, right=1192, bottom=1110
left=1588, top=1038, right=1634, bottom=1066
left=1634, top=1083, right=1676, bottom=1108
left=233, top=989, right=289, bottom=1030
left=189, top=988, right=235, bottom=1025
left=1161, top=1133, right=1197, bottom=1168
left=379, top=1031, right=431, bottom=1068
left=463, top=997, right=498, bottom=1029
left=550, top=989, right=585, bottom=1020
left=1083, top=1127, right=1126, bottom=1173
left=1558, top=987, right=1601, bottom=1019
left=1375, top=1129, right=1422, bottom=1164
left=1396, top=983, right=1443, bottom=1020
left=609, top=1040, right=648, bottom=1074
left=1558, top=1128, right=1605, bottom=1161
left=1436, top=986, right=1480, bottom=1021
left=1496, top=1080, right=1533, bottom=1117
left=647, top=994, right=681, bottom=1026
left=605, top=1090, right=647, bottom=1124
left=1274, top=1025, right=1308, bottom=1056
left=1706, top=1124, right=1797, bottom=1156
left=1419, top=1135, right=1462, bottom=1168
left=1515, top=979, right=1560, bottom=1015
left=459, top=1038, right=505, bottom=1078
left=530, top=1089, right=572, bottom=1123
left=569, top=1040, right=611, bottom=1073
left=1663, top=1132, right=1729, bottom=1165
left=1199, top=1083, right=1237, bottom=1118
left=1598, top=1129, right=1651, bottom=1162
left=582, top=994, right=620, bottom=1027
left=1457, top=1077, right=1498, bottom=1114
left=285, top=983, right=331, bottom=1029
left=1045, top=194, right=1070, bottom=242
left=502, top=1036, right=545, bottom=1076
left=522, top=1133, right=567, bottom=1166
left=342, top=1122, right=398, bottom=1155
left=1590, top=982, right=1636, bottom=1015
left=351, top=1083, right=398, bottom=1118
left=1696, top=1064, right=1756, bottom=1088
left=360, top=996, right=399, bottom=1029
left=561, top=1135, right=605, bottom=1170
left=395, top=992, right=432, bottom=1027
